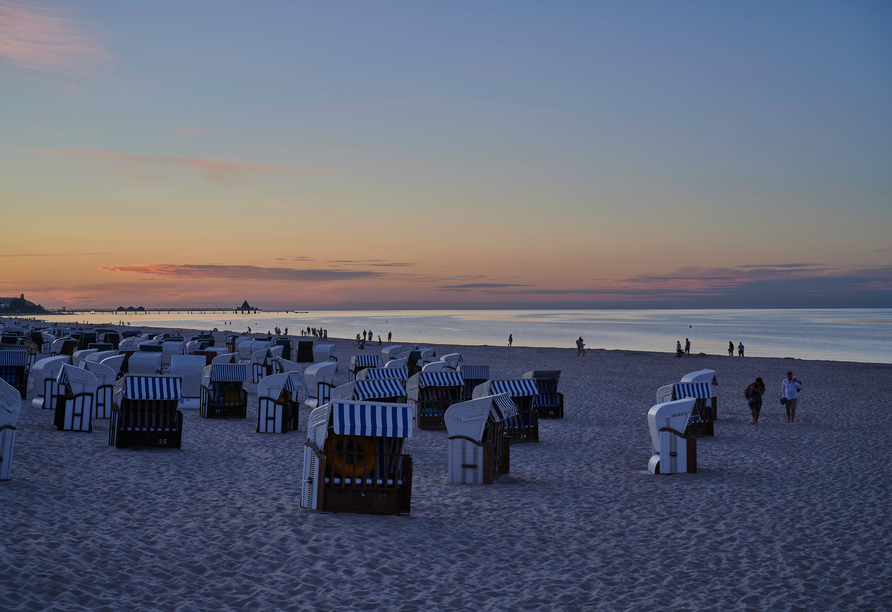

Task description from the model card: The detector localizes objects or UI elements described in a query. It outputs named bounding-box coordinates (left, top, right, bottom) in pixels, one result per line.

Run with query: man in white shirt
left=782, top=371, right=802, bottom=424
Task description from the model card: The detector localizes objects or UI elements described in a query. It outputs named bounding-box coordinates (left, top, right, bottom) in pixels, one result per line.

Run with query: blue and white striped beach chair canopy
left=202, top=363, right=247, bottom=387
left=680, top=369, right=718, bottom=387
left=522, top=370, right=561, bottom=384
left=472, top=379, right=539, bottom=400
left=444, top=393, right=519, bottom=443
left=115, top=375, right=183, bottom=407
left=406, top=371, right=465, bottom=400
left=457, top=364, right=490, bottom=381
left=56, top=363, right=98, bottom=394
left=672, top=382, right=712, bottom=400
left=0, top=349, right=27, bottom=367
left=350, top=354, right=379, bottom=369
left=358, top=367, right=408, bottom=382
left=353, top=378, right=406, bottom=401
left=331, top=401, right=413, bottom=438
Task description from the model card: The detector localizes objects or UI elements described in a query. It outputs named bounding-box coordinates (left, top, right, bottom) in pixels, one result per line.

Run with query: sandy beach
left=2, top=325, right=890, bottom=611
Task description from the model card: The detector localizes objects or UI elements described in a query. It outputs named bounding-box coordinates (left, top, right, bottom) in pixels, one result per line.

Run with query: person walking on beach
left=782, top=371, right=802, bottom=424
left=388, top=331, right=392, bottom=342
left=728, top=341, right=734, bottom=356
left=684, top=338, right=691, bottom=356
left=576, top=336, right=585, bottom=356
left=746, top=377, right=766, bottom=424
left=508, top=334, right=513, bottom=347
left=738, top=342, right=745, bottom=357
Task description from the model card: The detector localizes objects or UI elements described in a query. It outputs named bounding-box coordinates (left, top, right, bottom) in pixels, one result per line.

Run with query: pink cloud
left=0, top=0, right=114, bottom=74
left=25, top=149, right=339, bottom=186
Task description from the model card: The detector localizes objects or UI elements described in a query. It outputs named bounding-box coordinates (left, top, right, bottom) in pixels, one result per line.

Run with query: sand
left=1, top=325, right=890, bottom=611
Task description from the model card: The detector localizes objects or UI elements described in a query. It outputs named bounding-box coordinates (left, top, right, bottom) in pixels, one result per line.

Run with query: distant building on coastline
left=237, top=300, right=257, bottom=313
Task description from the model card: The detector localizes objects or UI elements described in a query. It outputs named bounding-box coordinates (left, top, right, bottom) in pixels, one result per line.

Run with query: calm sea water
left=27, top=308, right=892, bottom=364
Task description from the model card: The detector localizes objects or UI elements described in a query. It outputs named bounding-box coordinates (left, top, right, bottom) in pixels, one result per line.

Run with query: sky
left=1, top=0, right=890, bottom=309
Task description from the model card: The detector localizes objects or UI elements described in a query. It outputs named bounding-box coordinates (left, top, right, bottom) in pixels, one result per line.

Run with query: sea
left=27, top=308, right=892, bottom=364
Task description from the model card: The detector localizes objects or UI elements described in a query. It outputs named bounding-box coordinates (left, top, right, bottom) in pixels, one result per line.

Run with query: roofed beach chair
left=273, top=338, right=294, bottom=361
left=441, top=353, right=462, bottom=370
left=160, top=338, right=185, bottom=371
left=0, top=348, right=29, bottom=399
left=445, top=393, right=518, bottom=484
left=422, top=360, right=447, bottom=372
left=84, top=361, right=116, bottom=418
left=296, top=341, right=314, bottom=363
left=109, top=375, right=184, bottom=449
left=238, top=339, right=271, bottom=362
left=85, top=350, right=117, bottom=366
left=407, top=371, right=465, bottom=430
left=257, top=372, right=302, bottom=434
left=381, top=345, right=402, bottom=362
left=170, top=355, right=207, bottom=410
left=304, top=362, right=337, bottom=410
left=53, top=364, right=97, bottom=432
left=52, top=338, right=78, bottom=357
left=657, top=377, right=715, bottom=437
left=251, top=346, right=283, bottom=383
left=348, top=354, right=378, bottom=381
left=457, top=365, right=489, bottom=400
left=200, top=364, right=248, bottom=419
left=100, top=354, right=125, bottom=377
left=332, top=378, right=407, bottom=404
left=0, top=378, right=21, bottom=480
left=473, top=379, right=539, bottom=444
left=302, top=401, right=414, bottom=515
left=128, top=351, right=162, bottom=375
left=211, top=351, right=238, bottom=364
left=77, top=331, right=98, bottom=350
left=72, top=349, right=97, bottom=368
left=647, top=398, right=698, bottom=474
left=681, top=369, right=718, bottom=422
left=522, top=370, right=564, bottom=419
left=386, top=358, right=408, bottom=370
left=313, top=344, right=337, bottom=369
left=272, top=356, right=303, bottom=380
left=31, top=355, right=70, bottom=409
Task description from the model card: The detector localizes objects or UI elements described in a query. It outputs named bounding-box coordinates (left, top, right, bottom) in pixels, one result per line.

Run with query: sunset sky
left=1, top=1, right=890, bottom=309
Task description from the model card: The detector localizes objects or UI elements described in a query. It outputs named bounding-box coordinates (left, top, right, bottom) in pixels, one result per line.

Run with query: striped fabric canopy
left=673, top=382, right=712, bottom=400
left=284, top=373, right=298, bottom=395
left=211, top=363, right=247, bottom=382
left=124, top=376, right=182, bottom=400
left=352, top=354, right=379, bottom=367
left=0, top=350, right=27, bottom=366
left=419, top=371, right=464, bottom=387
left=366, top=367, right=408, bottom=381
left=457, top=365, right=489, bottom=380
left=490, top=379, right=539, bottom=397
left=490, top=393, right=519, bottom=421
left=331, top=402, right=413, bottom=438
left=353, top=379, right=405, bottom=400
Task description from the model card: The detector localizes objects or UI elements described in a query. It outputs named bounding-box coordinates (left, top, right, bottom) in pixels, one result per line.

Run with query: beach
left=2, top=326, right=890, bottom=611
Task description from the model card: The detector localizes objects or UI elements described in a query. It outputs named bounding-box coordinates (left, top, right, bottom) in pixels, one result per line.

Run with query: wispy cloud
left=172, top=127, right=217, bottom=138
left=439, top=282, right=533, bottom=291
left=274, top=256, right=314, bottom=262
left=328, top=259, right=414, bottom=268
left=24, top=149, right=338, bottom=187
left=0, top=1, right=114, bottom=74
left=102, top=264, right=381, bottom=282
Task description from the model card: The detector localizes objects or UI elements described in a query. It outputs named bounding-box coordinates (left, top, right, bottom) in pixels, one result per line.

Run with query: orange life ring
left=325, top=434, right=376, bottom=479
